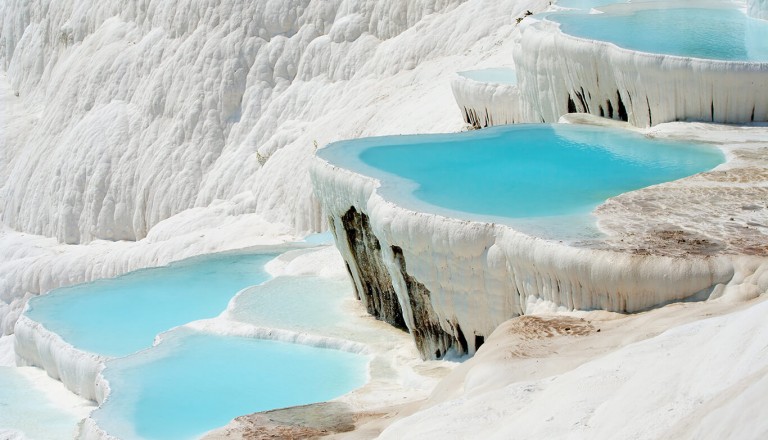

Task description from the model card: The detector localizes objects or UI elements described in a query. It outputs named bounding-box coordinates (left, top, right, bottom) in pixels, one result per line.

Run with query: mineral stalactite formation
left=513, top=20, right=768, bottom=127
left=450, top=72, right=522, bottom=128
left=312, top=123, right=768, bottom=361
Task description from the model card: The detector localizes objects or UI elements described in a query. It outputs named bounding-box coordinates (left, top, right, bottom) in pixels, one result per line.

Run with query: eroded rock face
left=392, top=246, right=454, bottom=359
left=334, top=206, right=471, bottom=359
left=312, top=122, right=768, bottom=361
left=338, top=207, right=407, bottom=331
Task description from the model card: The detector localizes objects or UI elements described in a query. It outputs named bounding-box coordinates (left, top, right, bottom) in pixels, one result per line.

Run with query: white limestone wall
left=513, top=19, right=768, bottom=127
left=0, top=0, right=543, bottom=245
left=749, top=0, right=768, bottom=19
left=0, top=0, right=548, bottom=344
left=450, top=73, right=521, bottom=127
left=310, top=152, right=764, bottom=359
left=14, top=314, right=107, bottom=402
left=13, top=283, right=369, bottom=403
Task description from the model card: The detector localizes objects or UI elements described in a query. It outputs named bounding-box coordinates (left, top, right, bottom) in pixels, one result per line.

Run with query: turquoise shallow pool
left=25, top=251, right=277, bottom=357
left=92, top=330, right=368, bottom=440
left=318, top=124, right=723, bottom=236
left=458, top=68, right=517, bottom=85
left=550, top=6, right=768, bottom=61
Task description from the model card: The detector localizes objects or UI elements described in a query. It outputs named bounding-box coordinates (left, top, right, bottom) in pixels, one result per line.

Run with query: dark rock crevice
left=335, top=206, right=477, bottom=359
left=646, top=96, right=653, bottom=126
left=616, top=90, right=628, bottom=122
left=579, top=87, right=590, bottom=113
left=454, top=322, right=468, bottom=354
left=474, top=335, right=485, bottom=351
left=391, top=245, right=454, bottom=359
left=567, top=95, right=577, bottom=113
left=340, top=207, right=407, bottom=331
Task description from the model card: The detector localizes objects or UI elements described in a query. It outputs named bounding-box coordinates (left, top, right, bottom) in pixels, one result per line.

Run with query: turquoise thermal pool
left=549, top=6, right=768, bottom=61
left=24, top=251, right=277, bottom=357
left=91, top=330, right=368, bottom=440
left=458, top=68, right=517, bottom=85
left=318, top=124, right=723, bottom=238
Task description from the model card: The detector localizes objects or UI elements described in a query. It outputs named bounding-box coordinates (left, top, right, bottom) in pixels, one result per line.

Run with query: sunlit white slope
left=378, top=299, right=768, bottom=439
left=0, top=0, right=547, bottom=244
left=0, top=0, right=548, bottom=339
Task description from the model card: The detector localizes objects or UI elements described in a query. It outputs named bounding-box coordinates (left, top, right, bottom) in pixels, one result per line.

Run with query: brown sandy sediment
left=201, top=402, right=365, bottom=440
left=202, top=400, right=421, bottom=440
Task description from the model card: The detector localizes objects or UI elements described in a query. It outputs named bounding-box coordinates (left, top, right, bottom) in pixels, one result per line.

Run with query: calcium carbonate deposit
left=1, top=0, right=767, bottom=438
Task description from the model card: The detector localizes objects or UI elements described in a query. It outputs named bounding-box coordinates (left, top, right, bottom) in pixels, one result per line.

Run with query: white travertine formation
left=0, top=0, right=550, bottom=341
left=378, top=298, right=768, bottom=439
left=14, top=314, right=107, bottom=403
left=450, top=71, right=521, bottom=128
left=3, top=0, right=768, bottom=435
left=311, top=119, right=768, bottom=359
left=749, top=0, right=768, bottom=19
left=0, top=213, right=294, bottom=337
left=0, top=0, right=547, bottom=245
left=513, top=19, right=768, bottom=127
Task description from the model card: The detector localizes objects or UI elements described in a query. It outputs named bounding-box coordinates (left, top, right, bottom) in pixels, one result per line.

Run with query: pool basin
left=91, top=329, right=369, bottom=440
left=24, top=251, right=277, bottom=357
left=318, top=124, right=723, bottom=239
left=548, top=5, right=768, bottom=62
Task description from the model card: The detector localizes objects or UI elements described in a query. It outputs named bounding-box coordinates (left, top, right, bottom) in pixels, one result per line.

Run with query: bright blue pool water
left=458, top=68, right=517, bottom=85
left=92, top=330, right=369, bottom=440
left=318, top=124, right=723, bottom=236
left=550, top=7, right=768, bottom=61
left=25, top=251, right=277, bottom=357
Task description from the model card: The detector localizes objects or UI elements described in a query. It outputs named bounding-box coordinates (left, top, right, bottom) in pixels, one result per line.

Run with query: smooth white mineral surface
left=2, top=0, right=767, bottom=438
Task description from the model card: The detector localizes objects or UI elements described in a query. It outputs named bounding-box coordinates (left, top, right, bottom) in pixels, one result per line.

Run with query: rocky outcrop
left=337, top=207, right=407, bottom=331
left=391, top=246, right=454, bottom=358
left=332, top=206, right=460, bottom=358
left=14, top=314, right=108, bottom=403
